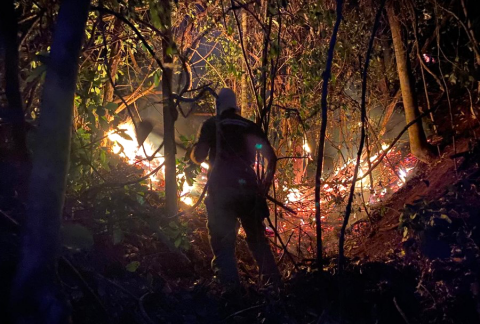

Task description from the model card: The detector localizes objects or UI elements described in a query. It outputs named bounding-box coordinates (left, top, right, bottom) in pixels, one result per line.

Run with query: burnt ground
left=348, top=137, right=474, bottom=261
left=2, top=102, right=480, bottom=323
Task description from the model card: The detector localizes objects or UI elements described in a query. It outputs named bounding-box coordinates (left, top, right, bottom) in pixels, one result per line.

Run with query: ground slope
left=348, top=136, right=475, bottom=261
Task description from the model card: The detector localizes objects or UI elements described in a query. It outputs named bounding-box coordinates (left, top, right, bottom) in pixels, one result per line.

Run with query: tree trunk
left=386, top=1, right=435, bottom=163
left=160, top=0, right=178, bottom=217
left=0, top=0, right=30, bottom=199
left=10, top=0, right=91, bottom=322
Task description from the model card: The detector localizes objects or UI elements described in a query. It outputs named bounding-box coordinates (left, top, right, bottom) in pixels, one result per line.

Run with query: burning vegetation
left=106, top=117, right=419, bottom=260
left=2, top=0, right=480, bottom=323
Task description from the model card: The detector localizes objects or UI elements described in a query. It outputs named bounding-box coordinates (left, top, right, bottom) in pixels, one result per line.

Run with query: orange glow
left=108, top=122, right=198, bottom=204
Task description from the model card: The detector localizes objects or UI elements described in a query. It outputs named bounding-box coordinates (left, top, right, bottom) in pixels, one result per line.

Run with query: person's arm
left=190, top=117, right=215, bottom=165
left=190, top=141, right=209, bottom=164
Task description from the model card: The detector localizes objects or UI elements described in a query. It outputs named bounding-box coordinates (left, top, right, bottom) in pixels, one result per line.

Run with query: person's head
left=216, top=88, right=240, bottom=116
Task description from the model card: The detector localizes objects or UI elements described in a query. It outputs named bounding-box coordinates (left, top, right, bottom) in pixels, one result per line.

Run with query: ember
left=272, top=144, right=417, bottom=256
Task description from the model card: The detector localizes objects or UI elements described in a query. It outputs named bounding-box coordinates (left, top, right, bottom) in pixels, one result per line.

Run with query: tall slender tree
left=386, top=0, right=435, bottom=163
left=159, top=0, right=178, bottom=217
left=10, top=0, right=91, bottom=322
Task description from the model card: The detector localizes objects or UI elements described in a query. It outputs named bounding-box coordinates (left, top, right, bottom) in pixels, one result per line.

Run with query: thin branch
left=265, top=9, right=282, bottom=130
left=265, top=216, right=300, bottom=271
left=139, top=293, right=156, bottom=324
left=276, top=155, right=310, bottom=161
left=266, top=194, right=297, bottom=215
left=107, top=162, right=165, bottom=187
left=435, top=1, right=480, bottom=63
left=171, top=85, right=218, bottom=118
left=223, top=304, right=264, bottom=322
left=59, top=257, right=111, bottom=319
left=315, top=0, right=344, bottom=267
left=0, top=209, right=20, bottom=227
left=356, top=105, right=439, bottom=183
left=231, top=0, right=262, bottom=117
left=232, top=0, right=268, bottom=33
left=189, top=47, right=227, bottom=86
left=91, top=6, right=166, bottom=73
left=259, top=1, right=273, bottom=126
left=169, top=179, right=209, bottom=219
left=338, top=0, right=386, bottom=274
left=393, top=297, right=412, bottom=324
left=18, top=11, right=43, bottom=50
left=114, top=83, right=157, bottom=115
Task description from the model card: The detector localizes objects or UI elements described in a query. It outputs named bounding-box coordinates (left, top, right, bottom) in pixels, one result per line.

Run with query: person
left=190, top=88, right=280, bottom=288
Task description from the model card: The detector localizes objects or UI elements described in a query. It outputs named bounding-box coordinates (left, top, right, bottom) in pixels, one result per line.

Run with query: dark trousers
left=205, top=186, right=280, bottom=286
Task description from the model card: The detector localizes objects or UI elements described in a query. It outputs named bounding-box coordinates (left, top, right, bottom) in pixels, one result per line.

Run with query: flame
left=112, top=142, right=122, bottom=155
left=107, top=122, right=198, bottom=205
left=276, top=145, right=417, bottom=256
left=108, top=122, right=165, bottom=170
left=181, top=196, right=194, bottom=206
left=398, top=168, right=407, bottom=181
left=106, top=121, right=419, bottom=256
left=303, top=139, right=311, bottom=154
left=286, top=188, right=302, bottom=203
left=397, top=167, right=414, bottom=186
left=180, top=179, right=195, bottom=206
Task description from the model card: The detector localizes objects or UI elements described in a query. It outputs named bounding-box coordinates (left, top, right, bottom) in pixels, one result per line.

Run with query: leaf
left=99, top=116, right=109, bottom=131
left=26, top=64, right=47, bottom=82
left=117, top=131, right=133, bottom=141
left=100, top=149, right=107, bottom=165
left=154, top=71, right=161, bottom=87
left=105, top=102, right=118, bottom=112
left=97, top=107, right=106, bottom=117
left=136, top=195, right=145, bottom=205
left=61, top=224, right=94, bottom=251
left=150, top=6, right=161, bottom=29
left=174, top=237, right=182, bottom=248
left=440, top=214, right=452, bottom=224
left=113, top=228, right=124, bottom=245
left=126, top=261, right=140, bottom=272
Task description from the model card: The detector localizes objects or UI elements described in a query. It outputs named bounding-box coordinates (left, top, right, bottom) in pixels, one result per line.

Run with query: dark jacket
left=191, top=111, right=276, bottom=191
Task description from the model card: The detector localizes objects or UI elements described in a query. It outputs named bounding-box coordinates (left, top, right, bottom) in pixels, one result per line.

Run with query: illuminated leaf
left=440, top=214, right=452, bottom=224
left=117, top=131, right=133, bottom=141
left=26, top=64, right=47, bottom=82
left=126, top=261, right=140, bottom=272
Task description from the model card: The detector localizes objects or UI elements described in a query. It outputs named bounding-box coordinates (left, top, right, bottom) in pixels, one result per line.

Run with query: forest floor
left=348, top=135, right=473, bottom=260
left=2, top=102, right=480, bottom=324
